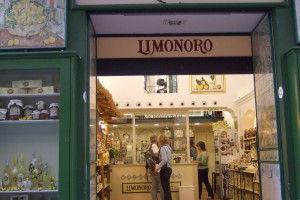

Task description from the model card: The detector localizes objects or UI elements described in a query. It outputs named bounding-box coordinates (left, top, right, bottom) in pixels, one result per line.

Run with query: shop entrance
left=88, top=12, right=283, bottom=200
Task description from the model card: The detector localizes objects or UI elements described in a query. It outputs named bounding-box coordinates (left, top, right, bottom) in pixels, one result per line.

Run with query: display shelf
left=0, top=190, right=58, bottom=194
left=0, top=119, right=59, bottom=124
left=243, top=137, right=256, bottom=141
left=0, top=93, right=60, bottom=98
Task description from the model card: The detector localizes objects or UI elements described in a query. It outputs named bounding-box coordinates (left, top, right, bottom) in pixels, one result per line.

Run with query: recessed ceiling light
left=175, top=123, right=180, bottom=126
left=154, top=124, right=159, bottom=126
left=195, top=123, right=200, bottom=125
left=112, top=125, right=118, bottom=127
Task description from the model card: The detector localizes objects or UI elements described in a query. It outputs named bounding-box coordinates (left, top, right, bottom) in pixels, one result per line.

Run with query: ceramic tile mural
left=252, top=15, right=278, bottom=149
left=0, top=0, right=66, bottom=48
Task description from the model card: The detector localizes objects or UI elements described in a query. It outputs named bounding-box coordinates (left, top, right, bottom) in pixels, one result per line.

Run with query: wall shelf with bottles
left=0, top=190, right=58, bottom=194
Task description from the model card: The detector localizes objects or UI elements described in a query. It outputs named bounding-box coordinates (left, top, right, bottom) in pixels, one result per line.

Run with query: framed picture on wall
left=294, top=0, right=300, bottom=43
left=0, top=0, right=66, bottom=49
left=190, top=75, right=225, bottom=94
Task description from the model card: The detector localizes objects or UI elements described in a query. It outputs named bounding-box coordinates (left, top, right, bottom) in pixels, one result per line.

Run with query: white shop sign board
left=76, top=0, right=284, bottom=5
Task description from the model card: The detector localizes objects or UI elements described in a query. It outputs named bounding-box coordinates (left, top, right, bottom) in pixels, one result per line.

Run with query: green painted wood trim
left=71, top=1, right=288, bottom=10
left=286, top=48, right=300, bottom=199
left=272, top=2, right=298, bottom=198
left=0, top=54, right=77, bottom=199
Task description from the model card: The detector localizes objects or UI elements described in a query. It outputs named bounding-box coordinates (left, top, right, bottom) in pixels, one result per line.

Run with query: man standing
left=149, top=135, right=164, bottom=200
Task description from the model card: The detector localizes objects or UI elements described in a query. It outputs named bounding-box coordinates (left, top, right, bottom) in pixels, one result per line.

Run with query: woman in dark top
left=155, top=134, right=172, bottom=200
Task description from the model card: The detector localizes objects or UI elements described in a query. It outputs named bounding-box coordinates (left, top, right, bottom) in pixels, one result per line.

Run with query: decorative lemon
left=13, top=38, right=20, bottom=46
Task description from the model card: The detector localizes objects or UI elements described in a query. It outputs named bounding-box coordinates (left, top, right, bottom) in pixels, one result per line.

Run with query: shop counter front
left=110, top=163, right=199, bottom=200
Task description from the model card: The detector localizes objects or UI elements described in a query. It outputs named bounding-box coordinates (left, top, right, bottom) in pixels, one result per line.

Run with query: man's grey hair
left=150, top=135, right=157, bottom=143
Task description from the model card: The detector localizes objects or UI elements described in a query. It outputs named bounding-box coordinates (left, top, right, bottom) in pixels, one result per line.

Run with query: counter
left=110, top=163, right=199, bottom=200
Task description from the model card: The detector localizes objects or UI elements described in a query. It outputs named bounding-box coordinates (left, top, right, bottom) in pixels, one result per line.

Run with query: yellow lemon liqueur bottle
left=3, top=160, right=11, bottom=188
left=17, top=154, right=26, bottom=188
left=11, top=157, right=19, bottom=188
left=42, top=163, right=51, bottom=190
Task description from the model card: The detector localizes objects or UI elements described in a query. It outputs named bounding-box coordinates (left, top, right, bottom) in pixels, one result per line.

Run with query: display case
left=0, top=52, right=79, bottom=200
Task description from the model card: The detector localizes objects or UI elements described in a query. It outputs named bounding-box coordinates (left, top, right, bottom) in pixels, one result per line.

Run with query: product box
left=12, top=80, right=42, bottom=88
left=27, top=86, right=55, bottom=94
left=0, top=87, right=27, bottom=94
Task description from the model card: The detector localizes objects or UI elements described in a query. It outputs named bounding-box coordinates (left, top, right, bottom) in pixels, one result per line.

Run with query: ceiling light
left=195, top=123, right=200, bottom=125
left=154, top=124, right=159, bottom=126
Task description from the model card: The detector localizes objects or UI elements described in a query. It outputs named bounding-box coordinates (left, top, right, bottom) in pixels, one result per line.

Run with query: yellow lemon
left=44, top=39, right=49, bottom=45
left=49, top=36, right=56, bottom=43
left=13, top=38, right=20, bottom=46
left=7, top=39, right=14, bottom=46
left=204, top=84, right=209, bottom=90
left=196, top=84, right=204, bottom=90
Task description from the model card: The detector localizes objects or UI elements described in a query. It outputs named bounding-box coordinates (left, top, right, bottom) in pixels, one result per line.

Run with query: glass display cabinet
left=0, top=52, right=79, bottom=200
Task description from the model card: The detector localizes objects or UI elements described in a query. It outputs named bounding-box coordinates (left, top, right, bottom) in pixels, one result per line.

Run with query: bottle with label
left=42, top=163, right=51, bottom=189
left=8, top=99, right=23, bottom=120
left=3, top=160, right=11, bottom=188
left=23, top=171, right=32, bottom=191
left=11, top=158, right=18, bottom=188
left=17, top=154, right=26, bottom=188
left=49, top=103, right=59, bottom=119
left=29, top=153, right=41, bottom=189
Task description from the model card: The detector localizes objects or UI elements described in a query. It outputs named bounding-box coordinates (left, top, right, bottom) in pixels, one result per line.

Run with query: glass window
left=144, top=75, right=178, bottom=93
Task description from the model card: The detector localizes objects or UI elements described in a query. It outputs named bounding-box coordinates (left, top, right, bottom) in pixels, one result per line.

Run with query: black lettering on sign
left=137, top=39, right=213, bottom=56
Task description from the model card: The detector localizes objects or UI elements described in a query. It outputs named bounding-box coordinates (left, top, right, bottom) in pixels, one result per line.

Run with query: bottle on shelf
left=3, top=160, right=11, bottom=188
left=23, top=171, right=32, bottom=191
left=29, top=153, right=42, bottom=189
left=42, top=163, right=51, bottom=190
left=11, top=157, right=19, bottom=188
left=17, top=154, right=26, bottom=188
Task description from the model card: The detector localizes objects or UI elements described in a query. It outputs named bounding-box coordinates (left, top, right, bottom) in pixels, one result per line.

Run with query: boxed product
left=27, top=86, right=55, bottom=94
left=12, top=80, right=42, bottom=88
left=0, top=87, right=27, bottom=94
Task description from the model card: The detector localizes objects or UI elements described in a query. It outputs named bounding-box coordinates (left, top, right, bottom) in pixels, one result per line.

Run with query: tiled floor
left=200, top=189, right=221, bottom=200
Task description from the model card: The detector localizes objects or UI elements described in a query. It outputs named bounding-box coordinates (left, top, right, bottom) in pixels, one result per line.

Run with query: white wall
left=98, top=75, right=254, bottom=118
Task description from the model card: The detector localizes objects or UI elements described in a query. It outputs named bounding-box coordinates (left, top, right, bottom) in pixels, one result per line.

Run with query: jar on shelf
left=23, top=105, right=35, bottom=118
left=40, top=110, right=49, bottom=120
left=0, top=109, right=7, bottom=120
left=49, top=103, right=59, bottom=119
left=32, top=110, right=40, bottom=120
left=36, top=101, right=45, bottom=111
left=8, top=99, right=23, bottom=120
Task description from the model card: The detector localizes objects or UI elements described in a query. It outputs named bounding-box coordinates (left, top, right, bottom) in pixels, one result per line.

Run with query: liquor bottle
left=23, top=171, right=32, bottom=191
left=42, top=163, right=51, bottom=190
left=17, top=154, right=26, bottom=188
left=3, top=160, right=11, bottom=188
left=29, top=153, right=41, bottom=189
left=11, top=158, right=18, bottom=188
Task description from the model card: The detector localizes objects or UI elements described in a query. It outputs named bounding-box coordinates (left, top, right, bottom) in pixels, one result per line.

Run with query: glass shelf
left=0, top=119, right=59, bottom=124
left=0, top=93, right=60, bottom=98
left=0, top=190, right=58, bottom=194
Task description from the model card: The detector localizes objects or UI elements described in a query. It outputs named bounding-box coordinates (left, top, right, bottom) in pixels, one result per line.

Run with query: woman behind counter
left=155, top=134, right=172, bottom=200
left=196, top=141, right=214, bottom=199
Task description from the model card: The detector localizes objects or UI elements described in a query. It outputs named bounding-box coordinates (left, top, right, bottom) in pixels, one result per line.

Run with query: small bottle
left=0, top=109, right=7, bottom=120
left=32, top=110, right=40, bottom=120
left=23, top=105, right=34, bottom=119
left=11, top=158, right=18, bottom=188
left=23, top=171, right=32, bottom=191
left=40, top=110, right=49, bottom=120
left=49, top=103, right=59, bottom=119
left=8, top=99, right=23, bottom=120
left=18, top=154, right=26, bottom=188
left=3, top=160, right=11, bottom=188
left=42, top=163, right=51, bottom=189
left=36, top=101, right=45, bottom=111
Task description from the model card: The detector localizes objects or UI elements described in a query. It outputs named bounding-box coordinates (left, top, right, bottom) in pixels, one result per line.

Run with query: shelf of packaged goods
left=243, top=137, right=256, bottom=141
left=0, top=190, right=58, bottom=193
left=0, top=119, right=59, bottom=124
left=0, top=93, right=60, bottom=99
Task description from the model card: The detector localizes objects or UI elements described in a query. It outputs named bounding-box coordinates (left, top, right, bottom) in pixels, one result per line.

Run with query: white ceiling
left=90, top=12, right=266, bottom=35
